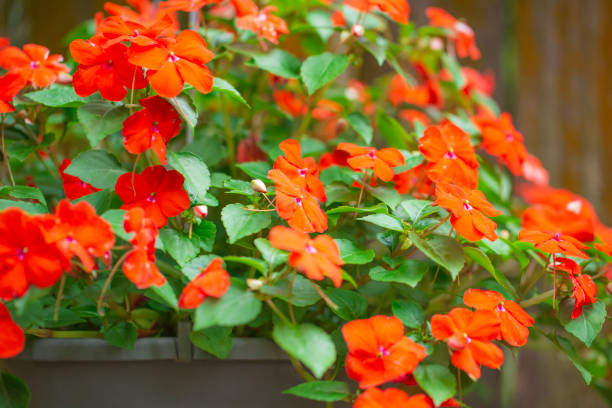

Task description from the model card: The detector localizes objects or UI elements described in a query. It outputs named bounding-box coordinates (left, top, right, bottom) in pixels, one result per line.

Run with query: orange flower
left=312, top=100, right=346, bottom=140
left=389, top=68, right=443, bottom=108
left=419, top=122, right=479, bottom=189
left=431, top=308, right=503, bottom=379
left=268, top=169, right=327, bottom=233
left=399, top=110, right=431, bottom=127
left=128, top=30, right=214, bottom=98
left=0, top=38, right=8, bottom=49
left=521, top=154, right=549, bottom=186
left=554, top=258, right=598, bottom=319
left=0, top=44, right=69, bottom=88
left=236, top=5, right=289, bottom=44
left=229, top=0, right=258, bottom=16
left=354, top=388, right=430, bottom=408
left=518, top=229, right=588, bottom=259
left=342, top=315, right=427, bottom=389
left=0, top=303, right=24, bottom=359
left=178, top=258, right=230, bottom=309
left=426, top=7, right=480, bottom=60
left=318, top=148, right=350, bottom=171
left=273, top=90, right=308, bottom=117
left=274, top=139, right=326, bottom=202
left=98, top=14, right=174, bottom=47
left=0, top=72, right=27, bottom=113
left=331, top=10, right=347, bottom=27
left=463, top=289, right=534, bottom=347
left=393, top=164, right=435, bottom=197
left=337, top=143, right=405, bottom=182
left=344, top=0, right=410, bottom=24
left=473, top=112, right=527, bottom=175
left=269, top=226, right=343, bottom=287
left=58, top=159, right=101, bottom=200
left=159, top=0, right=222, bottom=12
left=434, top=183, right=501, bottom=242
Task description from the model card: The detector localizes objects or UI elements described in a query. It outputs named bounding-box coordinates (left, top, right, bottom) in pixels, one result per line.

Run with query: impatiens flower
left=318, top=148, right=350, bottom=171
left=274, top=139, right=326, bottom=202
left=0, top=303, right=24, bottom=359
left=58, top=159, right=101, bottom=200
left=237, top=133, right=267, bottom=163
left=0, top=72, right=27, bottom=113
left=419, top=122, right=479, bottom=189
left=342, top=315, right=427, bottom=389
left=521, top=154, right=549, bottom=186
left=122, top=96, right=182, bottom=164
left=344, top=0, right=410, bottom=24
left=554, top=258, right=597, bottom=319
left=98, top=14, right=173, bottom=47
left=389, top=70, right=443, bottom=109
left=518, top=229, right=588, bottom=259
left=104, top=0, right=162, bottom=24
left=426, top=7, right=480, bottom=60
left=0, top=44, right=70, bottom=88
left=159, top=0, right=222, bottom=12
left=235, top=4, right=289, bottom=44
left=337, top=143, right=405, bottom=182
left=230, top=0, right=258, bottom=16
left=122, top=207, right=166, bottom=289
left=434, top=183, right=501, bottom=242
left=269, top=226, right=343, bottom=287
left=399, top=109, right=431, bottom=127
left=312, top=100, right=346, bottom=140
left=0, top=38, right=8, bottom=49
left=128, top=30, right=215, bottom=98
left=354, top=388, right=430, bottom=408
left=0, top=208, right=66, bottom=300
left=460, top=67, right=495, bottom=97
left=70, top=37, right=147, bottom=102
left=268, top=169, right=328, bottom=233
left=431, top=307, right=503, bottom=380
left=115, top=165, right=190, bottom=228
left=39, top=200, right=115, bottom=272
left=178, top=258, right=230, bottom=309
left=463, top=289, right=534, bottom=347
left=473, top=112, right=527, bottom=175
left=331, top=10, right=347, bottom=27
left=274, top=90, right=308, bottom=117
left=393, top=164, right=435, bottom=197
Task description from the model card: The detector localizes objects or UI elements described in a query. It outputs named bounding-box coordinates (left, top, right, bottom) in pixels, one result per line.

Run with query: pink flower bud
left=352, top=24, right=364, bottom=37
left=251, top=179, right=267, bottom=194
left=193, top=205, right=208, bottom=218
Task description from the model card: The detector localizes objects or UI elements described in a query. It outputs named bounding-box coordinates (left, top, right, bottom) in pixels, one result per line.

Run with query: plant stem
left=288, top=269, right=297, bottom=324
left=355, top=170, right=368, bottom=211
left=221, top=95, right=236, bottom=177
left=422, top=214, right=451, bottom=237
left=293, top=110, right=312, bottom=141
left=25, top=329, right=104, bottom=339
left=1, top=114, right=15, bottom=186
left=265, top=298, right=292, bottom=325
left=53, top=274, right=66, bottom=321
left=310, top=281, right=338, bottom=310
left=288, top=355, right=316, bottom=382
left=520, top=289, right=554, bottom=308
left=97, top=252, right=130, bottom=316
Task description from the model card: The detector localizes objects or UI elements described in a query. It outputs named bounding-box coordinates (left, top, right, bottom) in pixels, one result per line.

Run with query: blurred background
left=0, top=0, right=610, bottom=406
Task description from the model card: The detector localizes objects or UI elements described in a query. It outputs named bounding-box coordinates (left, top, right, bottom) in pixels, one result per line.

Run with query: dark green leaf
left=193, top=220, right=216, bottom=252
left=221, top=203, right=272, bottom=244
left=409, top=233, right=465, bottom=279
left=301, top=52, right=349, bottom=95
left=261, top=274, right=320, bottom=307
left=377, top=109, right=412, bottom=149
left=325, top=288, right=367, bottom=321
left=0, top=185, right=46, bottom=207
left=212, top=77, right=250, bottom=108
left=414, top=364, right=457, bottom=406
left=193, top=280, right=262, bottom=330
left=0, top=371, right=30, bottom=408
left=392, top=299, right=424, bottom=328
left=64, top=150, right=125, bottom=189
left=370, top=260, right=430, bottom=287
left=464, top=246, right=517, bottom=298
left=236, top=161, right=271, bottom=181
left=145, top=282, right=178, bottom=310
left=564, top=301, right=607, bottom=347
left=77, top=102, right=129, bottom=146
left=168, top=151, right=211, bottom=204
left=283, top=381, right=350, bottom=402
left=190, top=326, right=233, bottom=359
left=103, top=321, right=138, bottom=349
left=159, top=229, right=200, bottom=266
left=224, top=256, right=266, bottom=274
left=346, top=112, right=373, bottom=144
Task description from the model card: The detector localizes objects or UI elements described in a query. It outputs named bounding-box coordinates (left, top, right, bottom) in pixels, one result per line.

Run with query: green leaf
left=236, top=161, right=271, bottom=181
left=409, top=233, right=465, bottom=279
left=77, top=102, right=129, bottom=147
left=306, top=10, right=335, bottom=42
left=193, top=220, right=216, bottom=252
left=221, top=203, right=272, bottom=244
left=0, top=185, right=46, bottom=207
left=254, top=238, right=288, bottom=268
left=224, top=256, right=266, bottom=274
left=247, top=48, right=302, bottom=79
left=392, top=299, right=424, bottom=328
left=394, top=199, right=437, bottom=223
left=377, top=109, right=411, bottom=149
left=413, top=364, right=457, bottom=406
left=182, top=255, right=217, bottom=280
left=0, top=371, right=30, bottom=408
left=370, top=260, right=430, bottom=287
left=440, top=53, right=466, bottom=89
left=24, top=84, right=90, bottom=107
left=359, top=213, right=404, bottom=232
left=145, top=282, right=178, bottom=310
left=64, top=150, right=125, bottom=189
left=366, top=185, right=401, bottom=209
left=464, top=246, right=517, bottom=298
left=159, top=229, right=200, bottom=266
left=283, top=381, right=350, bottom=402
left=553, top=334, right=593, bottom=384
left=301, top=52, right=349, bottom=95
left=261, top=274, right=321, bottom=307
left=357, top=37, right=387, bottom=66
left=190, top=326, right=233, bottom=359
left=212, top=77, right=250, bottom=108
left=103, top=321, right=138, bottom=349
left=346, top=112, right=373, bottom=144
left=564, top=301, right=607, bottom=347
left=193, top=280, right=262, bottom=330
left=0, top=199, right=46, bottom=214
left=168, top=151, right=211, bottom=204
left=101, top=209, right=129, bottom=242
left=170, top=94, right=198, bottom=128
left=7, top=133, right=53, bottom=162
left=327, top=203, right=387, bottom=216
left=335, top=238, right=375, bottom=265
left=73, top=189, right=110, bottom=214
left=273, top=323, right=336, bottom=379
left=325, top=288, right=367, bottom=321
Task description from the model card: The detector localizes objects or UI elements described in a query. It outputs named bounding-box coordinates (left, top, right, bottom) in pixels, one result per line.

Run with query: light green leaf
left=64, top=150, right=125, bottom=189
left=193, top=280, right=262, bottom=330
left=464, top=246, right=517, bottom=298
left=564, top=301, right=607, bottom=347
left=190, top=326, right=233, bottom=359
left=283, top=381, right=350, bottom=402
left=170, top=95, right=197, bottom=128
left=370, top=260, right=430, bottom=287
left=0, top=186, right=46, bottom=207
left=346, top=112, right=373, bottom=144
left=254, top=238, right=288, bottom=268
left=77, top=102, right=129, bottom=147
left=24, top=84, right=90, bottom=107
left=394, top=199, right=437, bottom=223
left=335, top=239, right=375, bottom=265
left=261, top=274, right=320, bottom=307
left=246, top=48, right=302, bottom=79
left=301, top=53, right=349, bottom=95
left=221, top=203, right=272, bottom=244
left=159, top=229, right=200, bottom=266
left=414, top=364, right=456, bottom=406
left=553, top=334, right=592, bottom=384
left=359, top=213, right=404, bottom=232
left=409, top=233, right=465, bottom=279
left=145, top=282, right=178, bottom=311
left=224, top=256, right=266, bottom=274
left=440, top=53, right=466, bottom=89
left=167, top=151, right=211, bottom=204
left=212, top=77, right=250, bottom=108
left=377, top=109, right=412, bottom=149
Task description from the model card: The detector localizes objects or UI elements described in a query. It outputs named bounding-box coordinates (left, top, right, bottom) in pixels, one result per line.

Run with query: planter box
left=1, top=337, right=330, bottom=408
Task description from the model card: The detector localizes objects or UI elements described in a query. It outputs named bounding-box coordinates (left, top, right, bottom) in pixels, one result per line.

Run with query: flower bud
left=251, top=179, right=268, bottom=194
left=352, top=24, right=364, bottom=38
left=499, top=229, right=510, bottom=240
left=193, top=205, right=208, bottom=218
left=430, top=37, right=444, bottom=51
left=247, top=278, right=263, bottom=291
left=340, top=30, right=352, bottom=43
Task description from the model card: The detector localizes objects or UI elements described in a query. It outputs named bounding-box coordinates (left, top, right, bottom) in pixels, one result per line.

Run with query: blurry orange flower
left=426, top=7, right=480, bottom=60
left=178, top=258, right=230, bottom=309
left=0, top=303, right=24, bottom=359
left=236, top=4, right=289, bottom=44
left=473, top=112, right=527, bottom=175
left=338, top=143, right=405, bottom=182
left=344, top=0, right=410, bottom=24
left=393, top=164, right=435, bottom=197
left=312, top=100, right=346, bottom=140
left=521, top=154, right=549, bottom=186
left=354, top=388, right=430, bottom=408
left=159, top=0, right=222, bottom=12
left=274, top=90, right=308, bottom=117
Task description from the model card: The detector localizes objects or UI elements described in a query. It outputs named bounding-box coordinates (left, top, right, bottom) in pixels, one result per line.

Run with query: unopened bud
left=430, top=37, right=444, bottom=51
left=193, top=205, right=208, bottom=218
left=340, top=30, right=352, bottom=43
left=499, top=229, right=510, bottom=240
left=251, top=179, right=267, bottom=194
left=352, top=24, right=364, bottom=37
left=247, top=278, right=264, bottom=291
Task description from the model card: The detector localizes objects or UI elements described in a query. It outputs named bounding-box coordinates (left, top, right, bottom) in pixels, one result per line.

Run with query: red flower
left=274, top=90, right=308, bottom=117
left=521, top=154, right=549, bottom=186
left=431, top=307, right=503, bottom=379
left=122, top=96, right=182, bottom=164
left=237, top=133, right=267, bottom=163
left=473, top=112, right=527, bottom=175
left=268, top=169, right=328, bottom=233
left=0, top=44, right=69, bottom=88
left=70, top=37, right=147, bottom=101
left=434, top=183, right=501, bottom=242
left=389, top=72, right=443, bottom=108
left=344, top=0, right=410, bottom=24
left=122, top=207, right=166, bottom=289
left=342, top=315, right=427, bottom=389
left=0, top=72, right=27, bottom=113
left=461, top=68, right=494, bottom=96
left=426, top=7, right=480, bottom=60
left=463, top=289, right=534, bottom=347
left=318, top=148, right=350, bottom=171
left=331, top=10, right=347, bottom=27
left=554, top=258, right=598, bottom=319
left=393, top=164, right=435, bottom=197
left=230, top=0, right=258, bottom=16
left=419, top=122, right=479, bottom=189
left=0, top=303, right=24, bottom=359
left=39, top=200, right=115, bottom=272
left=58, top=159, right=101, bottom=200
left=312, top=100, right=346, bottom=140
left=236, top=5, right=289, bottom=44
left=274, top=139, right=326, bottom=202
left=98, top=14, right=173, bottom=47
left=354, top=388, right=430, bottom=408
left=0, top=208, right=66, bottom=301
left=178, top=258, right=230, bottom=309
left=269, top=226, right=343, bottom=287
left=159, top=0, right=222, bottom=12
left=128, top=29, right=215, bottom=98
left=115, top=165, right=190, bottom=228
left=0, top=38, right=8, bottom=49
left=337, top=143, right=405, bottom=182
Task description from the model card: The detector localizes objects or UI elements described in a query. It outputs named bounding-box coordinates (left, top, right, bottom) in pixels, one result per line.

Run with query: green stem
left=1, top=114, right=15, bottom=186
left=520, top=289, right=554, bottom=308
left=25, top=329, right=104, bottom=339
left=221, top=95, right=236, bottom=177
left=265, top=298, right=292, bottom=325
